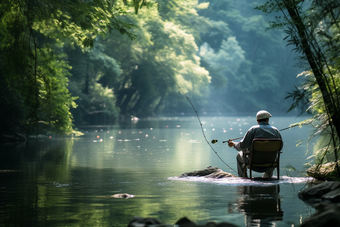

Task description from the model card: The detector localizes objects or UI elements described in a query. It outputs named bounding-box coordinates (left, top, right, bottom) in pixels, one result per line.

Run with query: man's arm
left=229, top=127, right=255, bottom=151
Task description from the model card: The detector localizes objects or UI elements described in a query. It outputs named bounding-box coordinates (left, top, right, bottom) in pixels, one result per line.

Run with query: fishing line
left=136, top=45, right=237, bottom=174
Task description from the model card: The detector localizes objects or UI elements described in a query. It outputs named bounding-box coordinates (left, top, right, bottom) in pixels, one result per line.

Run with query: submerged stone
left=175, top=217, right=239, bottom=227
left=179, top=166, right=236, bottom=178
left=111, top=193, right=135, bottom=199
left=128, top=217, right=162, bottom=227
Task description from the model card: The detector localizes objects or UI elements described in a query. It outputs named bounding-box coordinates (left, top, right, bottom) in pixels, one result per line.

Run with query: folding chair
left=243, top=138, right=283, bottom=179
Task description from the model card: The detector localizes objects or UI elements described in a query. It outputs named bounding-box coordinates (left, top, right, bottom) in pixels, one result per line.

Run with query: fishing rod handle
left=223, top=137, right=243, bottom=143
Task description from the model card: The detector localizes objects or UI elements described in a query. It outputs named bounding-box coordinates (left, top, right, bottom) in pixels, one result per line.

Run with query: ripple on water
left=168, top=176, right=313, bottom=186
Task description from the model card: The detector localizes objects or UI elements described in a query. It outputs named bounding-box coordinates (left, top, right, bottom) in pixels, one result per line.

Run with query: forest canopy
left=1, top=0, right=303, bottom=136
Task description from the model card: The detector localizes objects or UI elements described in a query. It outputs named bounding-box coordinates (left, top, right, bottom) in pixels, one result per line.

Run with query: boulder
left=179, top=166, right=236, bottom=178
left=307, top=162, right=340, bottom=181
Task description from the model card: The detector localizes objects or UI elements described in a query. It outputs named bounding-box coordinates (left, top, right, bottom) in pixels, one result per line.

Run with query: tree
left=66, top=42, right=121, bottom=125
left=197, top=0, right=302, bottom=113
left=0, top=0, right=139, bottom=135
left=256, top=0, right=340, bottom=179
left=94, top=0, right=210, bottom=116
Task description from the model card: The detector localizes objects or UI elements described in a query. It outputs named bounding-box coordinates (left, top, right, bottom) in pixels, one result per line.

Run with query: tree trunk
left=154, top=93, right=166, bottom=114
left=119, top=88, right=136, bottom=115
left=284, top=0, right=340, bottom=138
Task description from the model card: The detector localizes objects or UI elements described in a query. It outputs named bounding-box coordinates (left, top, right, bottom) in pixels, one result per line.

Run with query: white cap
left=256, top=110, right=272, bottom=120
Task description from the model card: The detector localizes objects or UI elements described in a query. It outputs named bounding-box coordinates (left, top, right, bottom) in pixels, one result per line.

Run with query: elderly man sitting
left=228, top=110, right=283, bottom=178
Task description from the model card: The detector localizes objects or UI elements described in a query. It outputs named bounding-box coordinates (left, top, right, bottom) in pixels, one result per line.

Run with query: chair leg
left=242, top=154, right=248, bottom=178
left=277, top=153, right=281, bottom=180
left=243, top=166, right=247, bottom=178
left=250, top=169, right=252, bottom=179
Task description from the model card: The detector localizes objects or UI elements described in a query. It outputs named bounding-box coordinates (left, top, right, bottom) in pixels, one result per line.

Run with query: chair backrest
left=250, top=138, right=283, bottom=165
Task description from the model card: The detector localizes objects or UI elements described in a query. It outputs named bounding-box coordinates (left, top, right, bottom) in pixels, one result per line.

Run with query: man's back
left=234, top=122, right=282, bottom=151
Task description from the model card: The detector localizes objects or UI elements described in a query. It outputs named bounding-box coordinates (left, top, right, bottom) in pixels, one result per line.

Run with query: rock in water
left=179, top=166, right=236, bottom=178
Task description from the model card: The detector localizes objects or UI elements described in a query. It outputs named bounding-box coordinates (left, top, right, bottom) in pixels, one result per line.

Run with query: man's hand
left=228, top=139, right=235, bottom=148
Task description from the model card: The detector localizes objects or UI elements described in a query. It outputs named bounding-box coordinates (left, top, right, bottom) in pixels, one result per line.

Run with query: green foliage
left=1, top=0, right=316, bottom=135
left=197, top=0, right=302, bottom=113
left=65, top=42, right=122, bottom=125
left=69, top=80, right=119, bottom=125
left=291, top=70, right=340, bottom=166
left=0, top=0, right=140, bottom=135
left=257, top=0, right=340, bottom=177
left=92, top=0, right=211, bottom=116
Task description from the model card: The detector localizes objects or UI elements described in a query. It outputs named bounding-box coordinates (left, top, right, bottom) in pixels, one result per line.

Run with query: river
left=0, top=115, right=316, bottom=226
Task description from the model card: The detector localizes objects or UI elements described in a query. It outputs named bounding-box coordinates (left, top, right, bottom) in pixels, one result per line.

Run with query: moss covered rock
left=307, top=161, right=340, bottom=181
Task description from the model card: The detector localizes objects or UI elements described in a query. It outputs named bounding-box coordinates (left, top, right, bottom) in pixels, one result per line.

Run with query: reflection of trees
left=0, top=139, right=74, bottom=226
left=107, top=117, right=212, bottom=172
left=236, top=185, right=283, bottom=226
left=1, top=122, right=289, bottom=227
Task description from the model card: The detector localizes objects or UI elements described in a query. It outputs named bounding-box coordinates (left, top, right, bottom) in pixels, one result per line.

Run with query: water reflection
left=237, top=185, right=283, bottom=226
left=0, top=116, right=315, bottom=227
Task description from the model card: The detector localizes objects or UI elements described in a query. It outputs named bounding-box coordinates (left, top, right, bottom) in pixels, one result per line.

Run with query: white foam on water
left=168, top=176, right=313, bottom=186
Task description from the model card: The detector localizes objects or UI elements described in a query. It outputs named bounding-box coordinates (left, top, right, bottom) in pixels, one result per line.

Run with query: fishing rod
left=136, top=45, right=237, bottom=174
left=211, top=125, right=299, bottom=144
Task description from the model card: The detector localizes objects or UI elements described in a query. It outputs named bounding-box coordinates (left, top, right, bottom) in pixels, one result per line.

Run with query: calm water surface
left=0, top=116, right=316, bottom=227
